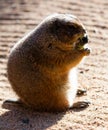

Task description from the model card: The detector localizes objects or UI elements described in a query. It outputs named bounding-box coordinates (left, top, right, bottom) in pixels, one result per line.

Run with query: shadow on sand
left=0, top=101, right=65, bottom=130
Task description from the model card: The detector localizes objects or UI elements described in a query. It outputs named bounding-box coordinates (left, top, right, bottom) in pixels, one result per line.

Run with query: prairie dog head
left=35, top=13, right=88, bottom=52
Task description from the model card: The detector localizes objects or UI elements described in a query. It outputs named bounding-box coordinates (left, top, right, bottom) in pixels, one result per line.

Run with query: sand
left=0, top=0, right=108, bottom=129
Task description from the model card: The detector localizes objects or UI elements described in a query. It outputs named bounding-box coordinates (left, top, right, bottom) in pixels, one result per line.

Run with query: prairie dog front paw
left=81, top=48, right=91, bottom=56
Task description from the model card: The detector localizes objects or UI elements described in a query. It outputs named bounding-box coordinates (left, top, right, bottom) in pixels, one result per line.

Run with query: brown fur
left=7, top=14, right=90, bottom=112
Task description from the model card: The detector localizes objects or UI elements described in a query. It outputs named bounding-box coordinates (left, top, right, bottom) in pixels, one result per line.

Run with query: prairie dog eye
left=48, top=43, right=52, bottom=49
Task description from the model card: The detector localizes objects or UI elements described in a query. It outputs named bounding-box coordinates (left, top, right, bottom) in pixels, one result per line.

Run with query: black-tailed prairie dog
left=7, top=13, right=91, bottom=112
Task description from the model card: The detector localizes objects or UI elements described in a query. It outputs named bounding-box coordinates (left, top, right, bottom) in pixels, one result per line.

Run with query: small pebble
left=21, top=118, right=29, bottom=124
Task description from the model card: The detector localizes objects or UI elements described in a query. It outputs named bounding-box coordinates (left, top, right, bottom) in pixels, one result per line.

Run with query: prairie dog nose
left=82, top=34, right=88, bottom=43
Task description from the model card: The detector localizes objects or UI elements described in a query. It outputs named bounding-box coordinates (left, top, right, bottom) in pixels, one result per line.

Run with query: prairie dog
left=7, top=14, right=90, bottom=112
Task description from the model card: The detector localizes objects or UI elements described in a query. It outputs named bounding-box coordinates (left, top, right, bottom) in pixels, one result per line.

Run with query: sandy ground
left=0, top=0, right=108, bottom=130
